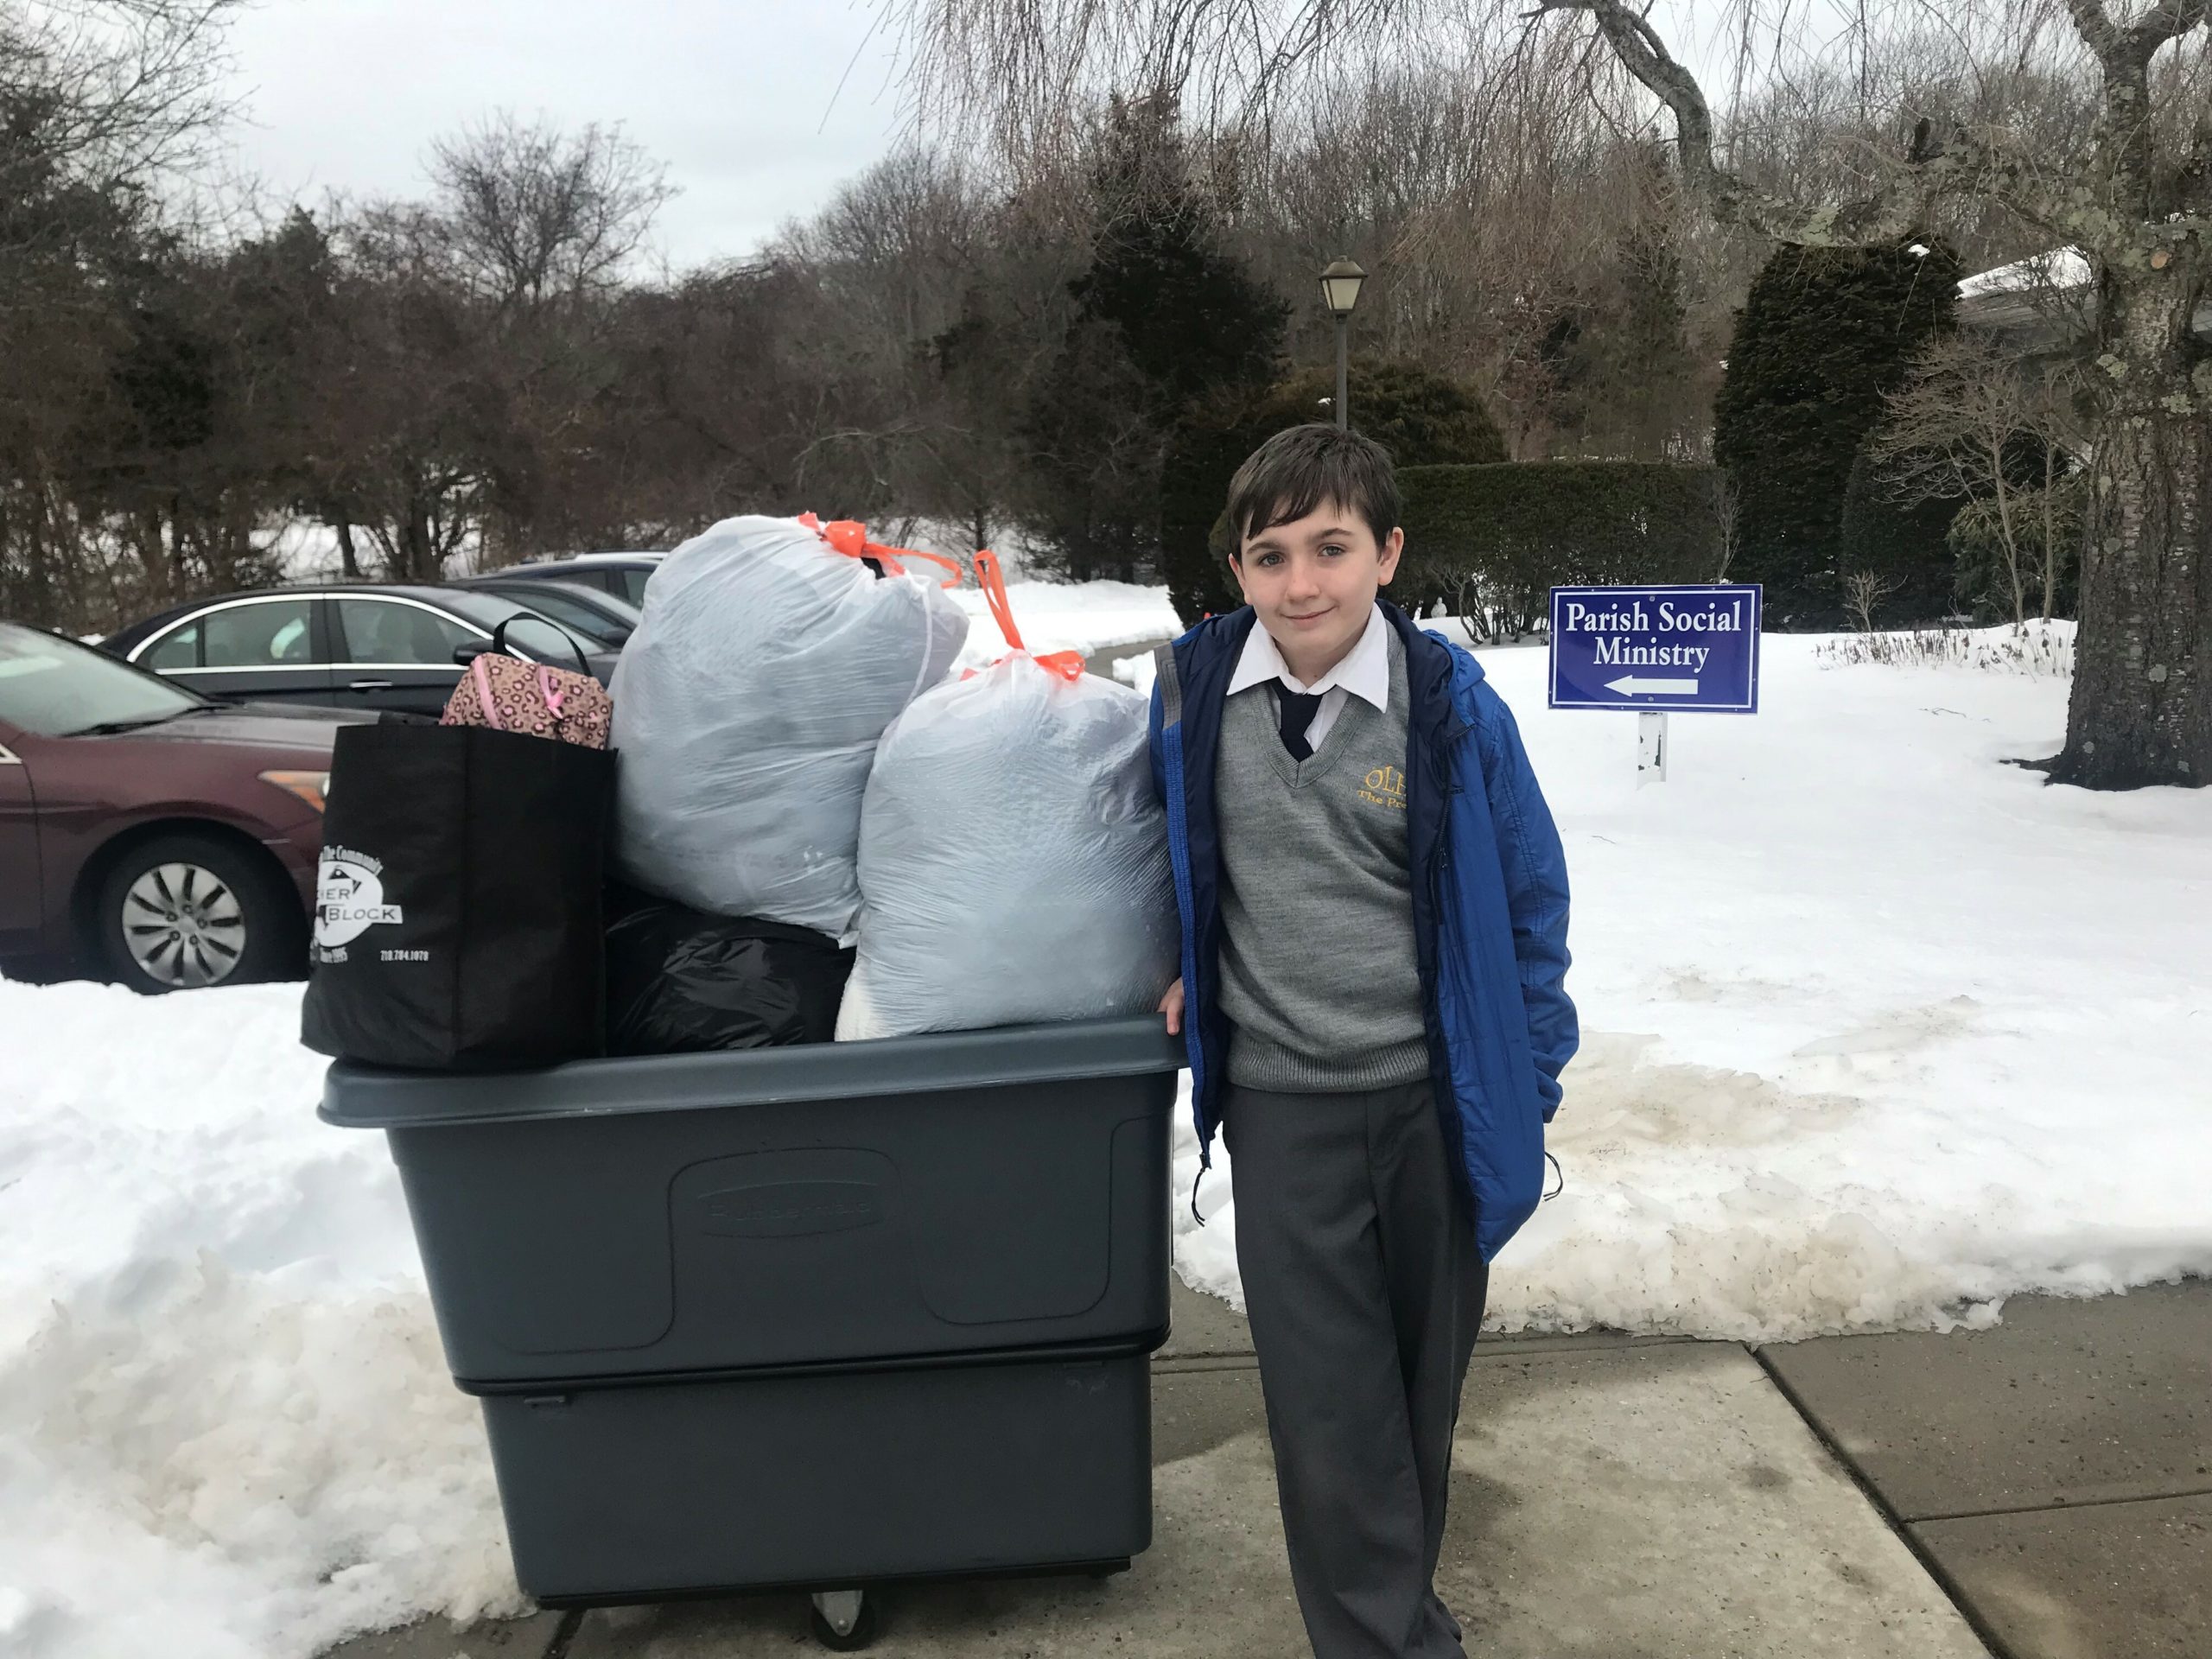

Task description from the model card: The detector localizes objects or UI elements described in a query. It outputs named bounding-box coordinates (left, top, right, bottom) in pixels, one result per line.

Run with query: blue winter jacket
left=1148, top=601, right=1579, bottom=1264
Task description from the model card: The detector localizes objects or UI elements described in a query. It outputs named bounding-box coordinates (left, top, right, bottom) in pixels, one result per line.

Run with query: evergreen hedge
left=1170, top=360, right=1506, bottom=621
left=1395, top=461, right=1725, bottom=636
left=1836, top=449, right=1964, bottom=624
left=1712, top=241, right=1961, bottom=623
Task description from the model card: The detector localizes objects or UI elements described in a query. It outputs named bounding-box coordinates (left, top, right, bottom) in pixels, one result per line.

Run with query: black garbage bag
left=605, top=893, right=853, bottom=1055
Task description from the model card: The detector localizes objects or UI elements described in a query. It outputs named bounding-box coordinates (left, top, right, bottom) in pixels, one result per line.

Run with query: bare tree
left=303, top=205, right=498, bottom=582
left=426, top=113, right=674, bottom=312
left=0, top=1, right=246, bottom=632
left=1870, top=331, right=2082, bottom=623
left=1843, top=566, right=1904, bottom=631
left=1711, top=468, right=1742, bottom=581
left=0, top=1, right=245, bottom=205
left=1208, top=33, right=1710, bottom=459
left=896, top=0, right=2212, bottom=791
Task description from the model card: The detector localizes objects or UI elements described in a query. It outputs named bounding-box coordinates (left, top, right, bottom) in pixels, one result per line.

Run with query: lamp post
left=1319, top=257, right=1367, bottom=431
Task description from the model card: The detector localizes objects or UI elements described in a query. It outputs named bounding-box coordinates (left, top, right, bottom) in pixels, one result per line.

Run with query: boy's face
left=1231, top=499, right=1404, bottom=679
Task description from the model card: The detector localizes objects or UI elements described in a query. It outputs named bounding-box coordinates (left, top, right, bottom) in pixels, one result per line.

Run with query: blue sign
left=1548, top=584, right=1762, bottom=713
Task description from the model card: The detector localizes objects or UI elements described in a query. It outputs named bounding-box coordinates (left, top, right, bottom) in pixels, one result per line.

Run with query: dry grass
left=1815, top=621, right=2075, bottom=677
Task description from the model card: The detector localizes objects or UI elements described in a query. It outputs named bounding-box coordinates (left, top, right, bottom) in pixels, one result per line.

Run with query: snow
left=951, top=580, right=1180, bottom=671
left=1175, top=620, right=2212, bottom=1340
left=259, top=520, right=348, bottom=583
left=5, top=605, right=2210, bottom=1655
left=0, top=982, right=524, bottom=1659
left=1956, top=245, right=2092, bottom=299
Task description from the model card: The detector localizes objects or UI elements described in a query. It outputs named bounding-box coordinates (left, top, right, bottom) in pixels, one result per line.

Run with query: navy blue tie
left=1277, top=687, right=1325, bottom=761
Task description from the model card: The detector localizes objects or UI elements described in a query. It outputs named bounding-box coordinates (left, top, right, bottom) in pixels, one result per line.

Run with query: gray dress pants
left=1224, top=1077, right=1491, bottom=1659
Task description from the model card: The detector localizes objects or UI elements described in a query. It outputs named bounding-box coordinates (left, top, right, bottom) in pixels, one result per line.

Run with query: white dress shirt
left=1226, top=603, right=1393, bottom=750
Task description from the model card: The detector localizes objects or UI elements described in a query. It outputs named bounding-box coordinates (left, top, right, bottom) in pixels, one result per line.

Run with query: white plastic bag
left=610, top=514, right=969, bottom=938
left=836, top=555, right=1178, bottom=1039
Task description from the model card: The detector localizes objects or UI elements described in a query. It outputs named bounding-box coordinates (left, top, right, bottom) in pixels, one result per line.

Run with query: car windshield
left=0, top=622, right=209, bottom=737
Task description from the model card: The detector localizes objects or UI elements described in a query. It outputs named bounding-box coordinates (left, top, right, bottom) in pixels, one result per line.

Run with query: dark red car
left=0, top=621, right=368, bottom=992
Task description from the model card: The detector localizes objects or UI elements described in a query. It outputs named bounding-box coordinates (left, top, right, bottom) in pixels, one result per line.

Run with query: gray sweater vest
left=1215, top=628, right=1430, bottom=1092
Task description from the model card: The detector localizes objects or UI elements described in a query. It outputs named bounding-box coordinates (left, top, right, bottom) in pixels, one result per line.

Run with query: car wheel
left=96, top=833, right=302, bottom=994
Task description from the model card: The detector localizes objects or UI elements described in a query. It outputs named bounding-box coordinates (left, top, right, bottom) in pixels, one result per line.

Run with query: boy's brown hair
left=1224, top=423, right=1402, bottom=558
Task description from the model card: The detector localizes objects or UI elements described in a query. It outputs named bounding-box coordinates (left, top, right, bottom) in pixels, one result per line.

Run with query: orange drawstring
left=974, top=550, right=1026, bottom=650
left=974, top=550, right=1085, bottom=682
left=798, top=512, right=963, bottom=588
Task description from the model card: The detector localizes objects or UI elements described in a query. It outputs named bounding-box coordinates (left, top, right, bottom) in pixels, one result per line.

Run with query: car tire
left=96, top=832, right=304, bottom=995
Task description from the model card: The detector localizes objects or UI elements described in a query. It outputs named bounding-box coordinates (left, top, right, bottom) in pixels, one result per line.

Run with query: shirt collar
left=1227, top=602, right=1392, bottom=709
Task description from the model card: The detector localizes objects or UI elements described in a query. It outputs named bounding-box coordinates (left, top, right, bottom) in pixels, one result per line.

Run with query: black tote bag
left=302, top=720, right=613, bottom=1070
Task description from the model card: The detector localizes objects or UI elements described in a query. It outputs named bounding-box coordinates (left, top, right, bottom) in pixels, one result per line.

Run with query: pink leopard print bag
left=442, top=621, right=612, bottom=748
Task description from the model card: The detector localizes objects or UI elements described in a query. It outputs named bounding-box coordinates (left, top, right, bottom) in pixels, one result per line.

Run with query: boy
left=1148, top=423, right=1577, bottom=1659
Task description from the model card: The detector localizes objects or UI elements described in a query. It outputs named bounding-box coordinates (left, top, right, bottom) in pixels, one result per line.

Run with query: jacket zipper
left=1422, top=702, right=1468, bottom=1110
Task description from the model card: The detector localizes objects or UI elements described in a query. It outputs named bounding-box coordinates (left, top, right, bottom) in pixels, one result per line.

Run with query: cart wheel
left=809, top=1588, right=876, bottom=1651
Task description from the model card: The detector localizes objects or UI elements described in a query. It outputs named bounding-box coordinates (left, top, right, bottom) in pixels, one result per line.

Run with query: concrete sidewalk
left=335, top=1276, right=2210, bottom=1659
left=1758, top=1276, right=2212, bottom=1659
left=327, top=1282, right=2194, bottom=1654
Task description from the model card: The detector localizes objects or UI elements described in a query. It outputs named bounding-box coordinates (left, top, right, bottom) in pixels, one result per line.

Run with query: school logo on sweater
left=1358, top=766, right=1408, bottom=811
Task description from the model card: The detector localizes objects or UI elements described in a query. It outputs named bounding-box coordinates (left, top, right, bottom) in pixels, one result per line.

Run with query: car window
left=142, top=621, right=201, bottom=671
left=0, top=622, right=206, bottom=737
left=481, top=587, right=624, bottom=646
left=337, top=599, right=475, bottom=666
left=527, top=568, right=601, bottom=594
left=435, top=591, right=593, bottom=664
left=201, top=600, right=315, bottom=668
left=620, top=569, right=652, bottom=607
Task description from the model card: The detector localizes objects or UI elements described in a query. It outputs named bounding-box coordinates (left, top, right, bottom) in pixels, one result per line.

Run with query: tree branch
left=2059, top=0, right=2125, bottom=64
left=2052, top=0, right=2209, bottom=231
left=1527, top=0, right=1981, bottom=245
left=2123, top=0, right=2211, bottom=64
left=2064, top=0, right=2208, bottom=70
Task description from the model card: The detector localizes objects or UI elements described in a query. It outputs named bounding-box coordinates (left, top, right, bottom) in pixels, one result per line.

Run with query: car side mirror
left=452, top=643, right=492, bottom=666
left=605, top=625, right=633, bottom=646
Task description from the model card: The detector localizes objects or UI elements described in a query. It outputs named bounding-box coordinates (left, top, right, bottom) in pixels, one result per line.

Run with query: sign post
left=1637, top=711, right=1668, bottom=785
left=1548, top=584, right=1762, bottom=783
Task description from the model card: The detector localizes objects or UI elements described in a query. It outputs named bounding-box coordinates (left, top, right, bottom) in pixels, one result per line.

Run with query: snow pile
left=951, top=579, right=1179, bottom=671
left=1174, top=625, right=2212, bottom=1340
left=1957, top=245, right=2092, bottom=299
left=0, top=982, right=519, bottom=1659
left=1111, top=648, right=1160, bottom=693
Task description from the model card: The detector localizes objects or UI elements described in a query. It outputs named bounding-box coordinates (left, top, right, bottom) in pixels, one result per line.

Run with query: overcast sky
left=219, top=0, right=912, bottom=270
left=214, top=1, right=1866, bottom=274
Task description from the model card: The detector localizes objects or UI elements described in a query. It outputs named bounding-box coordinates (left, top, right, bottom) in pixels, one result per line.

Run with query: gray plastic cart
left=322, top=1015, right=1182, bottom=1651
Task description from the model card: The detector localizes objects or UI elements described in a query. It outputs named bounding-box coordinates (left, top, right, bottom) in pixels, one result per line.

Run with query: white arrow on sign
left=1605, top=675, right=1699, bottom=696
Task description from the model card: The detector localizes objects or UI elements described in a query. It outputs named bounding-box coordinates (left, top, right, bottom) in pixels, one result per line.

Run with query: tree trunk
left=1989, top=439, right=2026, bottom=626
left=334, top=517, right=363, bottom=580
left=2039, top=447, right=2059, bottom=623
left=137, top=507, right=171, bottom=605
left=27, top=504, right=56, bottom=631
left=168, top=493, right=190, bottom=595
left=2049, top=271, right=2209, bottom=789
left=403, top=500, right=434, bottom=584
left=227, top=503, right=254, bottom=591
